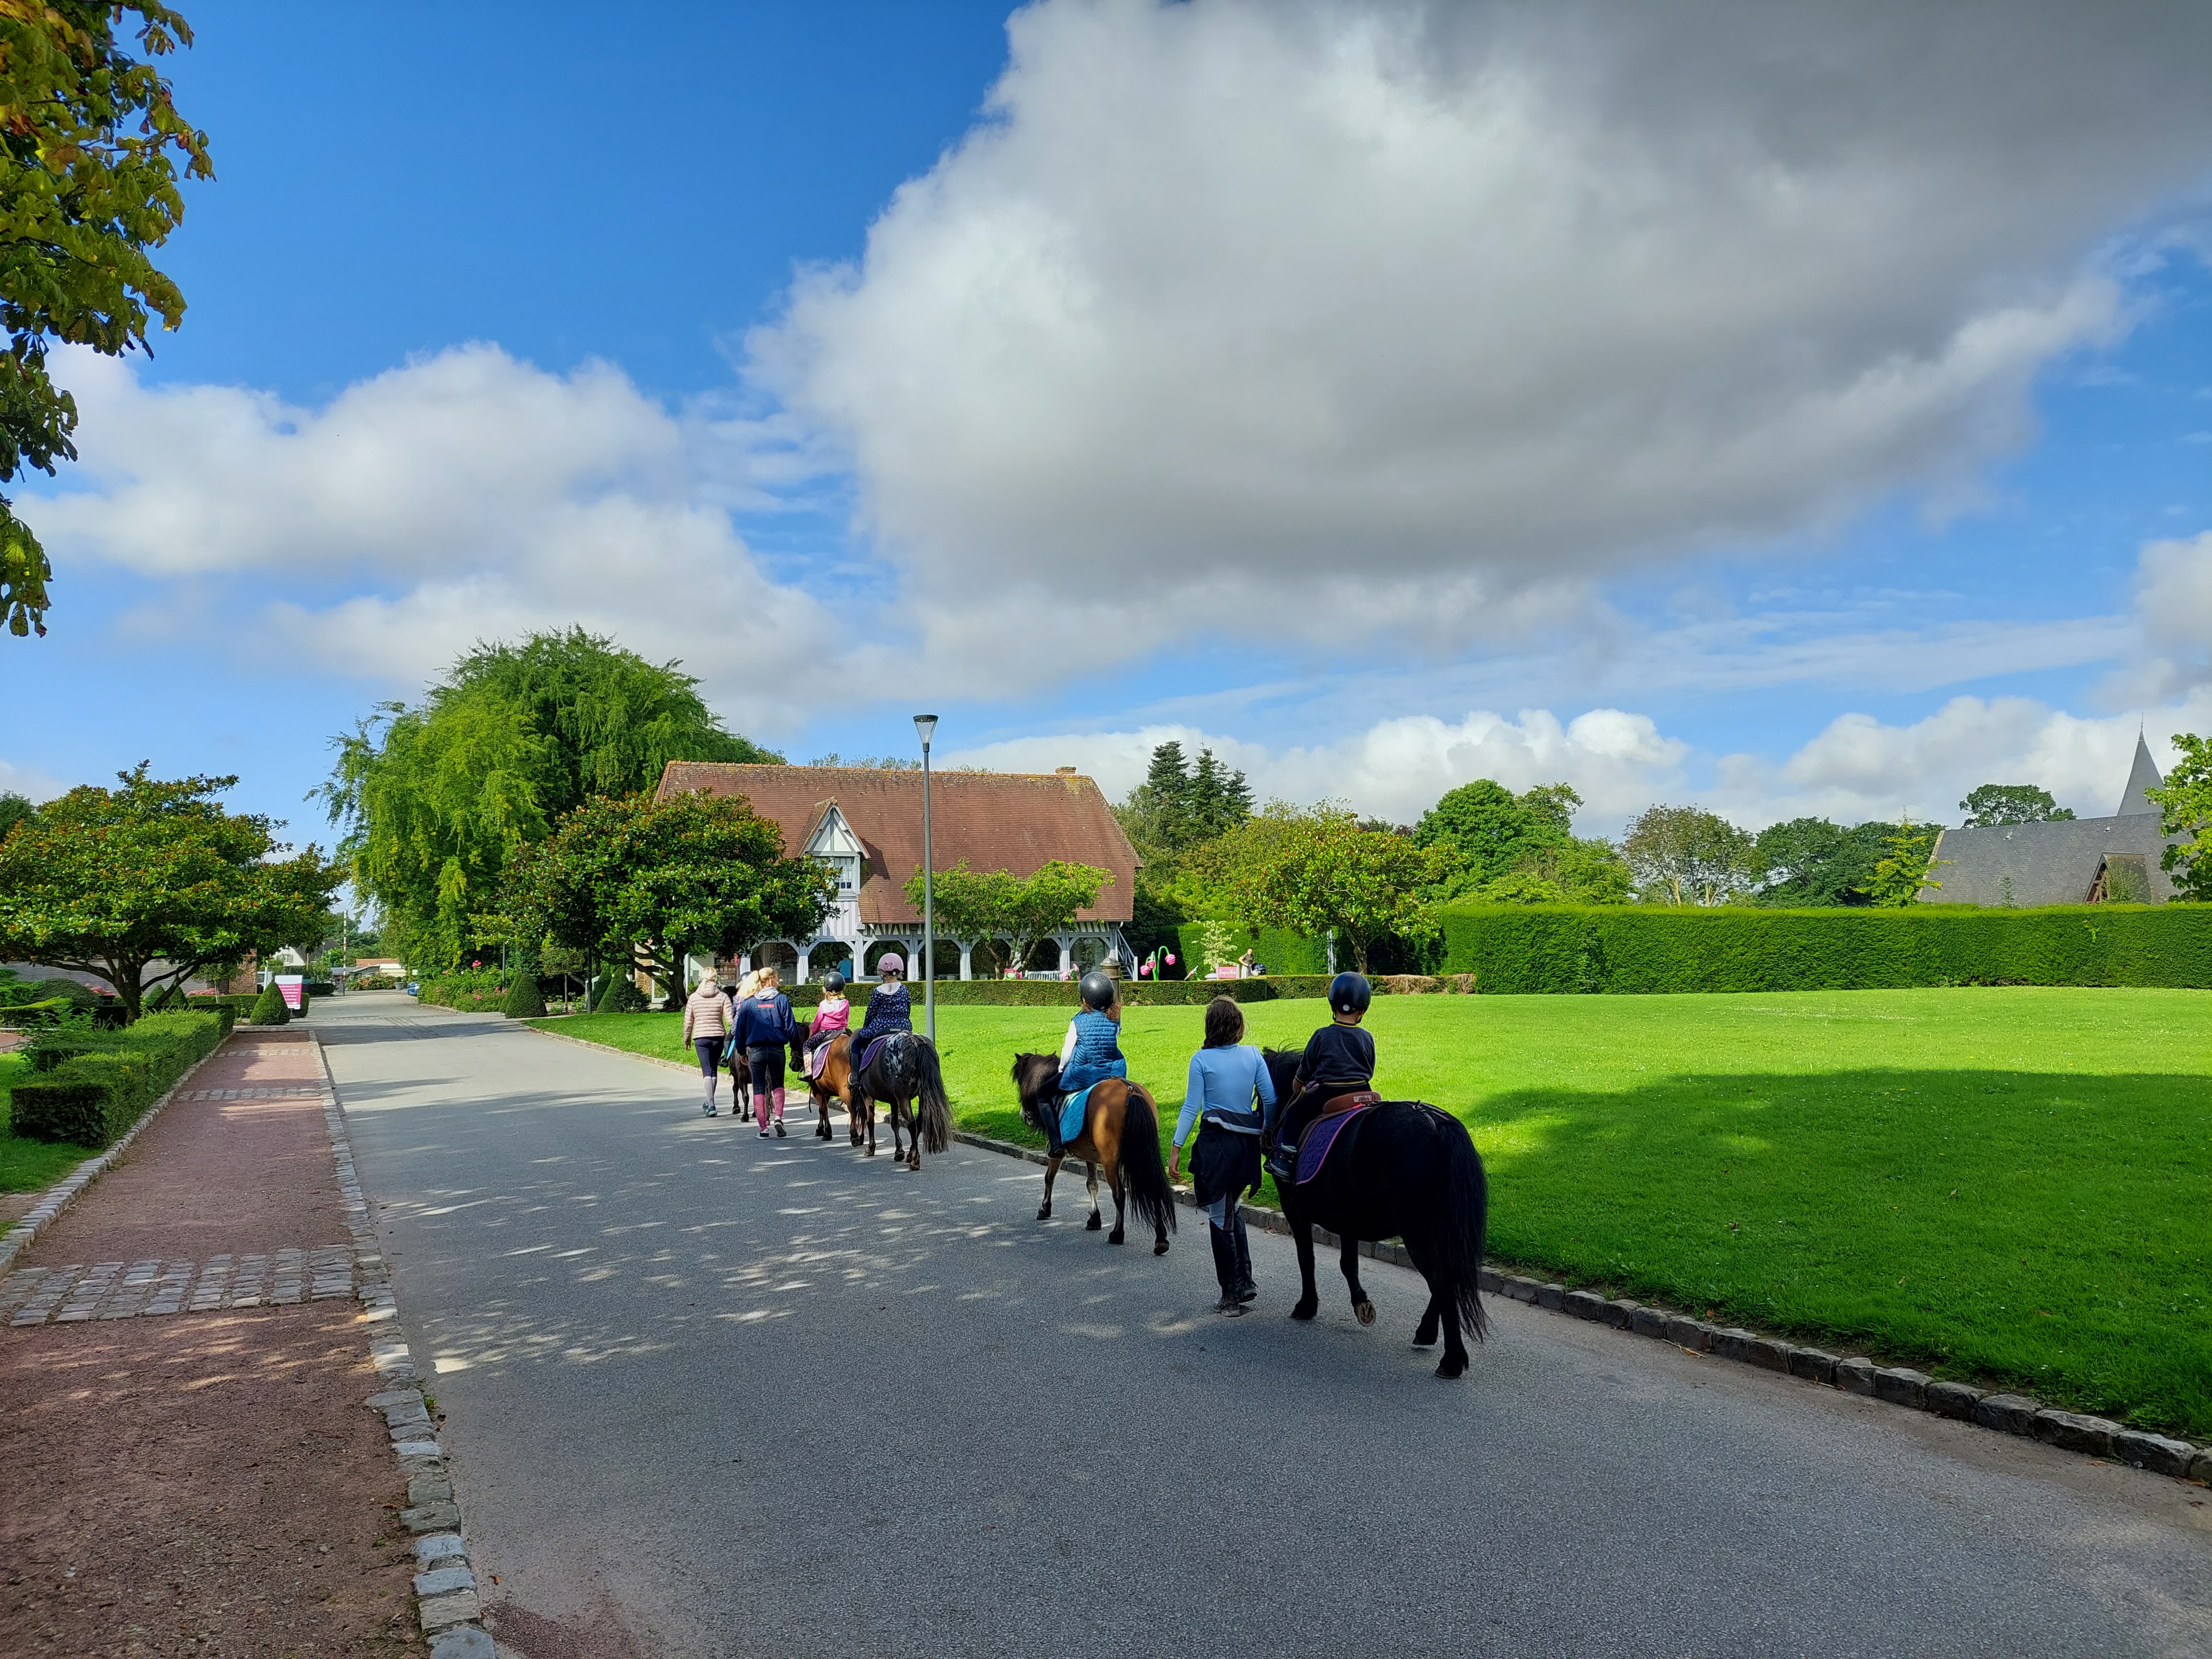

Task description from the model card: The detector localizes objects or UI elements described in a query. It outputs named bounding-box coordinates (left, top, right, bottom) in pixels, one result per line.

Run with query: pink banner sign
left=276, top=974, right=305, bottom=1010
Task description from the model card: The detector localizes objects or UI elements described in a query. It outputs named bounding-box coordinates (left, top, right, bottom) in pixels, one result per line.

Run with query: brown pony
left=1010, top=1053, right=1175, bottom=1253
left=796, top=1030, right=851, bottom=1140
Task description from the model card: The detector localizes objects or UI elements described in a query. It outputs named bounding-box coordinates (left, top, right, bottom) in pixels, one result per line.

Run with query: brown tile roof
left=655, top=763, right=1140, bottom=926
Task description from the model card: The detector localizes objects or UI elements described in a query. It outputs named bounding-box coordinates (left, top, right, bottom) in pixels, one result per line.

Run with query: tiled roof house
left=1917, top=736, right=2182, bottom=906
left=654, top=762, right=1141, bottom=980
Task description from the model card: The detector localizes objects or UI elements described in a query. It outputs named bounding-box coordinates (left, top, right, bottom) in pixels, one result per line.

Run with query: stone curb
left=0, top=1041, right=231, bottom=1277
left=947, top=1124, right=2212, bottom=1485
left=526, top=1031, right=2212, bottom=1489
left=310, top=1035, right=493, bottom=1657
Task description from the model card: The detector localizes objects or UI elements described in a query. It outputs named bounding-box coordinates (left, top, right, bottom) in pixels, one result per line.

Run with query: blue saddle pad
left=1058, top=1084, right=1095, bottom=1146
left=1293, top=1101, right=1373, bottom=1187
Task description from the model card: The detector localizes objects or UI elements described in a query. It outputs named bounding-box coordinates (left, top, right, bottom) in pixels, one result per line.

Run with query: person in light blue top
left=1167, top=995, right=1276, bottom=1313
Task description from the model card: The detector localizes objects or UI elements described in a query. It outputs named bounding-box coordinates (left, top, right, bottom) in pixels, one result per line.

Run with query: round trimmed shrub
left=247, top=981, right=290, bottom=1025
left=502, top=968, right=547, bottom=1018
left=595, top=973, right=645, bottom=1013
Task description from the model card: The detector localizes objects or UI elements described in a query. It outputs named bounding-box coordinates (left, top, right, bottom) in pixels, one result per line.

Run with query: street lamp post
left=914, top=714, right=939, bottom=1044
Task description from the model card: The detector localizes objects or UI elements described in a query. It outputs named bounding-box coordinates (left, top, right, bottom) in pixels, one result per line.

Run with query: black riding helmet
left=821, top=970, right=845, bottom=995
left=1329, top=971, right=1372, bottom=1016
left=1078, top=969, right=1117, bottom=1011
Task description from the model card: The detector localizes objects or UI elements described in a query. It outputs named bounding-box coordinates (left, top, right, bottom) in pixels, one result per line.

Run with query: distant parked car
left=406, top=980, right=420, bottom=996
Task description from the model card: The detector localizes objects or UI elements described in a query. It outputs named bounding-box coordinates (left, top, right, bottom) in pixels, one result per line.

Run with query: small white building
left=656, top=762, right=1142, bottom=983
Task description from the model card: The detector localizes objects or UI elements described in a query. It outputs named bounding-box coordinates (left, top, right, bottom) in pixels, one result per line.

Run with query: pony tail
left=1116, top=1085, right=1178, bottom=1238
left=1438, top=1116, right=1490, bottom=1339
left=913, top=1040, right=952, bottom=1153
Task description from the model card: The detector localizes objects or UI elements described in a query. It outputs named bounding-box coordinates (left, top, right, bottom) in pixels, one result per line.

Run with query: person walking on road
left=1169, top=995, right=1275, bottom=1313
left=735, top=965, right=797, bottom=1138
left=683, top=971, right=734, bottom=1116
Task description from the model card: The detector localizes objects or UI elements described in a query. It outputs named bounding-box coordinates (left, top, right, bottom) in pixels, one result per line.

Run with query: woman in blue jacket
left=1168, top=995, right=1276, bottom=1313
left=733, top=966, right=796, bottom=1138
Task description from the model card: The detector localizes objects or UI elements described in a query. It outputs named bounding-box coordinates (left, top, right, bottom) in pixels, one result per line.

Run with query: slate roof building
left=1918, top=736, right=2181, bottom=906
left=654, top=762, right=1142, bottom=981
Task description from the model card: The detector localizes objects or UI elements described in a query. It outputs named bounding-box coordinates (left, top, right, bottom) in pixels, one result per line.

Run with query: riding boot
left=1208, top=1225, right=1244, bottom=1314
left=1230, top=1208, right=1257, bottom=1303
left=1042, top=1096, right=1066, bottom=1158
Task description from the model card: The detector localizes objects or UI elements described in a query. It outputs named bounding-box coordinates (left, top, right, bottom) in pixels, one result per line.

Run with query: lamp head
left=913, top=713, right=939, bottom=749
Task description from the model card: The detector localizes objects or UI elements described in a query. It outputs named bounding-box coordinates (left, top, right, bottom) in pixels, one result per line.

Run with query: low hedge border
left=11, top=1011, right=230, bottom=1147
left=1437, top=902, right=2212, bottom=992
left=0, top=1025, right=227, bottom=1275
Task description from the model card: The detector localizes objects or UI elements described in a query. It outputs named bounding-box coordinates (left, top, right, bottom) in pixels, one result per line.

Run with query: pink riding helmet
left=876, top=954, right=906, bottom=977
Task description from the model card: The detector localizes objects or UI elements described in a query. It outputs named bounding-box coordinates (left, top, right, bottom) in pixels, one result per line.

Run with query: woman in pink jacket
left=682, top=972, right=734, bottom=1115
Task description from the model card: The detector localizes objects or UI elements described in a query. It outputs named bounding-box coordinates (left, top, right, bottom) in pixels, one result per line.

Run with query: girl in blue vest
left=1050, top=970, right=1127, bottom=1156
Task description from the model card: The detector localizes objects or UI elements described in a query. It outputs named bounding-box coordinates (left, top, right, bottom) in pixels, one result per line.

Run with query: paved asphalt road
left=318, top=993, right=2212, bottom=1659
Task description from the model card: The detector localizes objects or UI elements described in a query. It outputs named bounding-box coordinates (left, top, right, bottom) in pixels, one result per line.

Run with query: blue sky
left=7, top=0, right=2211, bottom=845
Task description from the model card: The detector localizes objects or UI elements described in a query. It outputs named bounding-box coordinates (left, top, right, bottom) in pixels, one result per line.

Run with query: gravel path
left=0, top=1029, right=424, bottom=1658
left=324, top=992, right=2212, bottom=1659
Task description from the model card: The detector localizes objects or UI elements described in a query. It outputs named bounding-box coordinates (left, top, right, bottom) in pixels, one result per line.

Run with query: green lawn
left=534, top=987, right=2212, bottom=1436
left=0, top=1051, right=99, bottom=1194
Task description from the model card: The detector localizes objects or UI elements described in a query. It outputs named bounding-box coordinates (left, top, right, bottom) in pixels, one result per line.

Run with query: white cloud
left=0, top=757, right=75, bottom=804
left=21, top=346, right=835, bottom=732
left=754, top=0, right=2212, bottom=672
left=2122, top=529, right=2212, bottom=699
left=947, top=705, right=1687, bottom=826
left=1711, top=689, right=2211, bottom=828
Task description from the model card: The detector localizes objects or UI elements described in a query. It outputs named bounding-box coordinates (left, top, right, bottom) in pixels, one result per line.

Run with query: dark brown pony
left=1010, top=1054, right=1175, bottom=1253
left=795, top=1030, right=952, bottom=1169
left=1259, top=1049, right=1489, bottom=1378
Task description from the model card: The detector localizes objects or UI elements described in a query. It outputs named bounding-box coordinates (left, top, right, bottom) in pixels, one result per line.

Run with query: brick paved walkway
left=0, top=1029, right=423, bottom=1656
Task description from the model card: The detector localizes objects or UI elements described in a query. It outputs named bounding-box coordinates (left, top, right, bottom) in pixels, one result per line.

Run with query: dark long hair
left=1203, top=995, right=1244, bottom=1048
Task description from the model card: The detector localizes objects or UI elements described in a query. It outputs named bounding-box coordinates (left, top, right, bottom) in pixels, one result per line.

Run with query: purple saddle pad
left=856, top=1035, right=894, bottom=1077
left=1294, top=1102, right=1373, bottom=1187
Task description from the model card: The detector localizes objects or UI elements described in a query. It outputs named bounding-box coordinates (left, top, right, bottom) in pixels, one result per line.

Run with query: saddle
left=1276, top=1089, right=1381, bottom=1189
left=1053, top=1083, right=1101, bottom=1148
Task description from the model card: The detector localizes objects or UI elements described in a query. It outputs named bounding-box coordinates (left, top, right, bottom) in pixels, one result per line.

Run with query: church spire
left=2116, top=733, right=2164, bottom=818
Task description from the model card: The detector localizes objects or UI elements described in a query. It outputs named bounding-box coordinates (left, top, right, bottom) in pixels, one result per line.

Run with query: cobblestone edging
left=2, top=1245, right=358, bottom=1325
left=309, top=1036, right=494, bottom=1659
left=0, top=1044, right=224, bottom=1278
left=948, top=1126, right=2212, bottom=1486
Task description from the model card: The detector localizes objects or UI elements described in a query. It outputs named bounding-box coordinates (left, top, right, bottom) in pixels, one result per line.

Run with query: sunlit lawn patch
left=536, top=986, right=2212, bottom=1434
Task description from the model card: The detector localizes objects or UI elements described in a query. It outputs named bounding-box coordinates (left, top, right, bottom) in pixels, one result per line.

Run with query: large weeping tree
left=0, top=3, right=213, bottom=636
left=320, top=629, right=783, bottom=971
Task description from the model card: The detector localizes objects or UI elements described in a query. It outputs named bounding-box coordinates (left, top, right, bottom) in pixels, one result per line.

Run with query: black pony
left=1260, top=1049, right=1489, bottom=1378
left=845, top=1032, right=952, bottom=1170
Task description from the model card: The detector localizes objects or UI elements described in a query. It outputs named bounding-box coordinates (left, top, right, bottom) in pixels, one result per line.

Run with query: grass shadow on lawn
left=1463, top=1065, right=2211, bottom=1438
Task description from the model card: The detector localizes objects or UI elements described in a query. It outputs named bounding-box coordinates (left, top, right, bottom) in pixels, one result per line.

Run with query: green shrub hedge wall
left=763, top=974, right=1337, bottom=1010
left=11, top=1010, right=227, bottom=1146
left=1435, top=903, right=2212, bottom=993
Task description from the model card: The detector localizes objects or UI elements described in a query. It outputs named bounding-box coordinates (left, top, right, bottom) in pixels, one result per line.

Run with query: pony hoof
left=1412, top=1334, right=1437, bottom=1349
left=1108, top=1230, right=1125, bottom=1246
left=1291, top=1300, right=1318, bottom=1321
left=1084, top=1215, right=1103, bottom=1232
left=865, top=1146, right=876, bottom=1157
left=1153, top=1238, right=1170, bottom=1256
left=1036, top=1206, right=1052, bottom=1221
left=1355, top=1299, right=1376, bottom=1326
left=1436, top=1356, right=1467, bottom=1379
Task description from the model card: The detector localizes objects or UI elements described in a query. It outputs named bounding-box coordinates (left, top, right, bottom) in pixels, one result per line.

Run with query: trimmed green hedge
left=1172, top=922, right=1331, bottom=977
left=772, top=974, right=1337, bottom=1009
left=1436, top=902, right=2212, bottom=993
left=11, top=1010, right=227, bottom=1146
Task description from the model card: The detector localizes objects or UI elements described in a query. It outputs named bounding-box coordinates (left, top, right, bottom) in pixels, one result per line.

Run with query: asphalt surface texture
left=319, top=993, right=2212, bottom=1659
